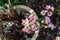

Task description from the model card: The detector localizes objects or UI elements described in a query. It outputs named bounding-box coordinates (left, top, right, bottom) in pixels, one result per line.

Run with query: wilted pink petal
left=48, top=23, right=55, bottom=30
left=45, top=5, right=51, bottom=10
left=50, top=6, right=55, bottom=11
left=51, top=24, right=55, bottom=30
left=45, top=16, right=51, bottom=24
left=47, top=11, right=53, bottom=16
left=48, top=23, right=52, bottom=27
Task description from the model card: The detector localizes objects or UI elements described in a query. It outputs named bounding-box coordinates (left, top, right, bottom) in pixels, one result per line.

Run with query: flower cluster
left=41, top=5, right=55, bottom=16
left=38, top=5, right=56, bottom=30
left=22, top=15, right=38, bottom=34
left=21, top=5, right=56, bottom=34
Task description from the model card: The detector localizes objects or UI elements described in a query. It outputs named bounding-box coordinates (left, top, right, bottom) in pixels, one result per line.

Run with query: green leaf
left=11, top=0, right=19, bottom=6
left=57, top=6, right=60, bottom=12
left=42, top=16, right=45, bottom=19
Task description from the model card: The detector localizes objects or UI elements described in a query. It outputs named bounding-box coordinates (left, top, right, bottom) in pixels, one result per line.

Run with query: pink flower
left=31, top=23, right=36, bottom=29
left=22, top=19, right=25, bottom=24
left=45, top=5, right=51, bottom=10
left=22, top=18, right=29, bottom=25
left=45, top=10, right=48, bottom=13
left=48, top=23, right=55, bottom=30
left=47, top=11, right=53, bottom=16
left=29, top=15, right=37, bottom=23
left=30, top=23, right=37, bottom=31
left=31, top=26, right=37, bottom=31
left=50, top=6, right=55, bottom=11
left=22, top=28, right=31, bottom=34
left=29, top=15, right=33, bottom=18
left=51, top=24, right=55, bottom=30
left=45, top=16, right=51, bottom=24
left=40, top=10, right=47, bottom=15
